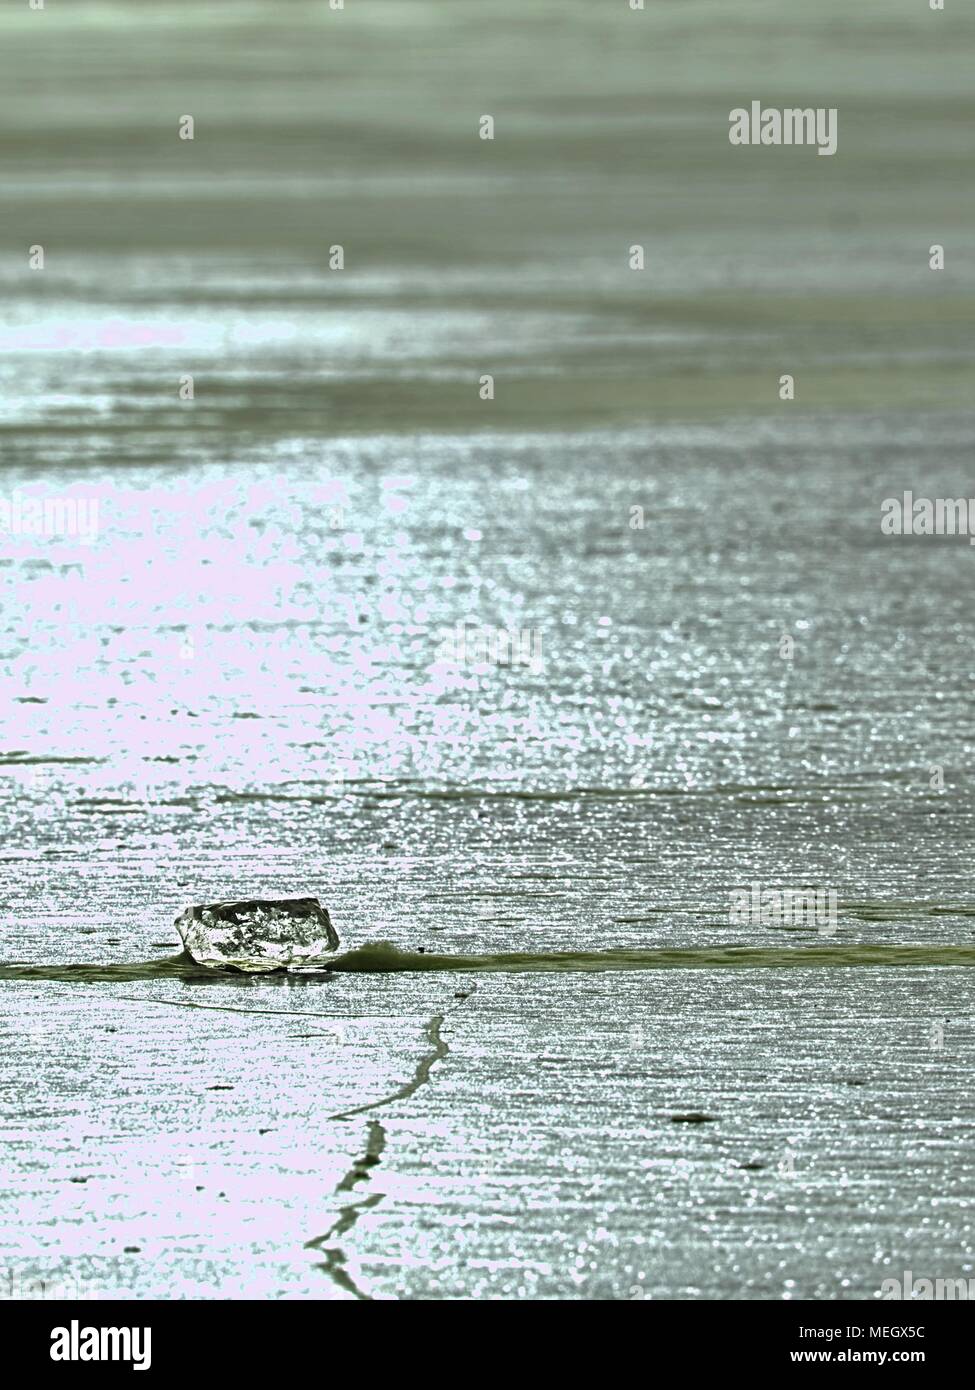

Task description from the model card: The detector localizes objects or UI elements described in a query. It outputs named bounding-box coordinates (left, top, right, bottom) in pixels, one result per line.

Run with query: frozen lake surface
left=1, top=1, right=974, bottom=1299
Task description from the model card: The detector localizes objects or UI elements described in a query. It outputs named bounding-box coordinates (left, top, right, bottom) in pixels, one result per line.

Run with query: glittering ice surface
left=175, top=899, right=339, bottom=973
left=2, top=0, right=975, bottom=1303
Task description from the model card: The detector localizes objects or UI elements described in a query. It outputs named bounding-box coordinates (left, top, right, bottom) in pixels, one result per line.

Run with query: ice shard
left=174, top=897, right=340, bottom=972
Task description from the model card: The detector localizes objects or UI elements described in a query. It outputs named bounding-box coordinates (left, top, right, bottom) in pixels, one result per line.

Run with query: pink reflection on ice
left=0, top=467, right=447, bottom=795
left=0, top=319, right=187, bottom=351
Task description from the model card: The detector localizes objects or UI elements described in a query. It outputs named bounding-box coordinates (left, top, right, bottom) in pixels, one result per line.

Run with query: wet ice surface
left=2, top=967, right=973, bottom=1300
left=2, top=418, right=975, bottom=1299
left=2, top=0, right=975, bottom=1299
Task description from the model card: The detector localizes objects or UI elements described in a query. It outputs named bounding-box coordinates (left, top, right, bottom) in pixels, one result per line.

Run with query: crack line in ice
left=330, top=1008, right=454, bottom=1121
left=307, top=989, right=476, bottom=1298
left=114, top=995, right=364, bottom=1021
left=304, top=1122, right=387, bottom=1301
